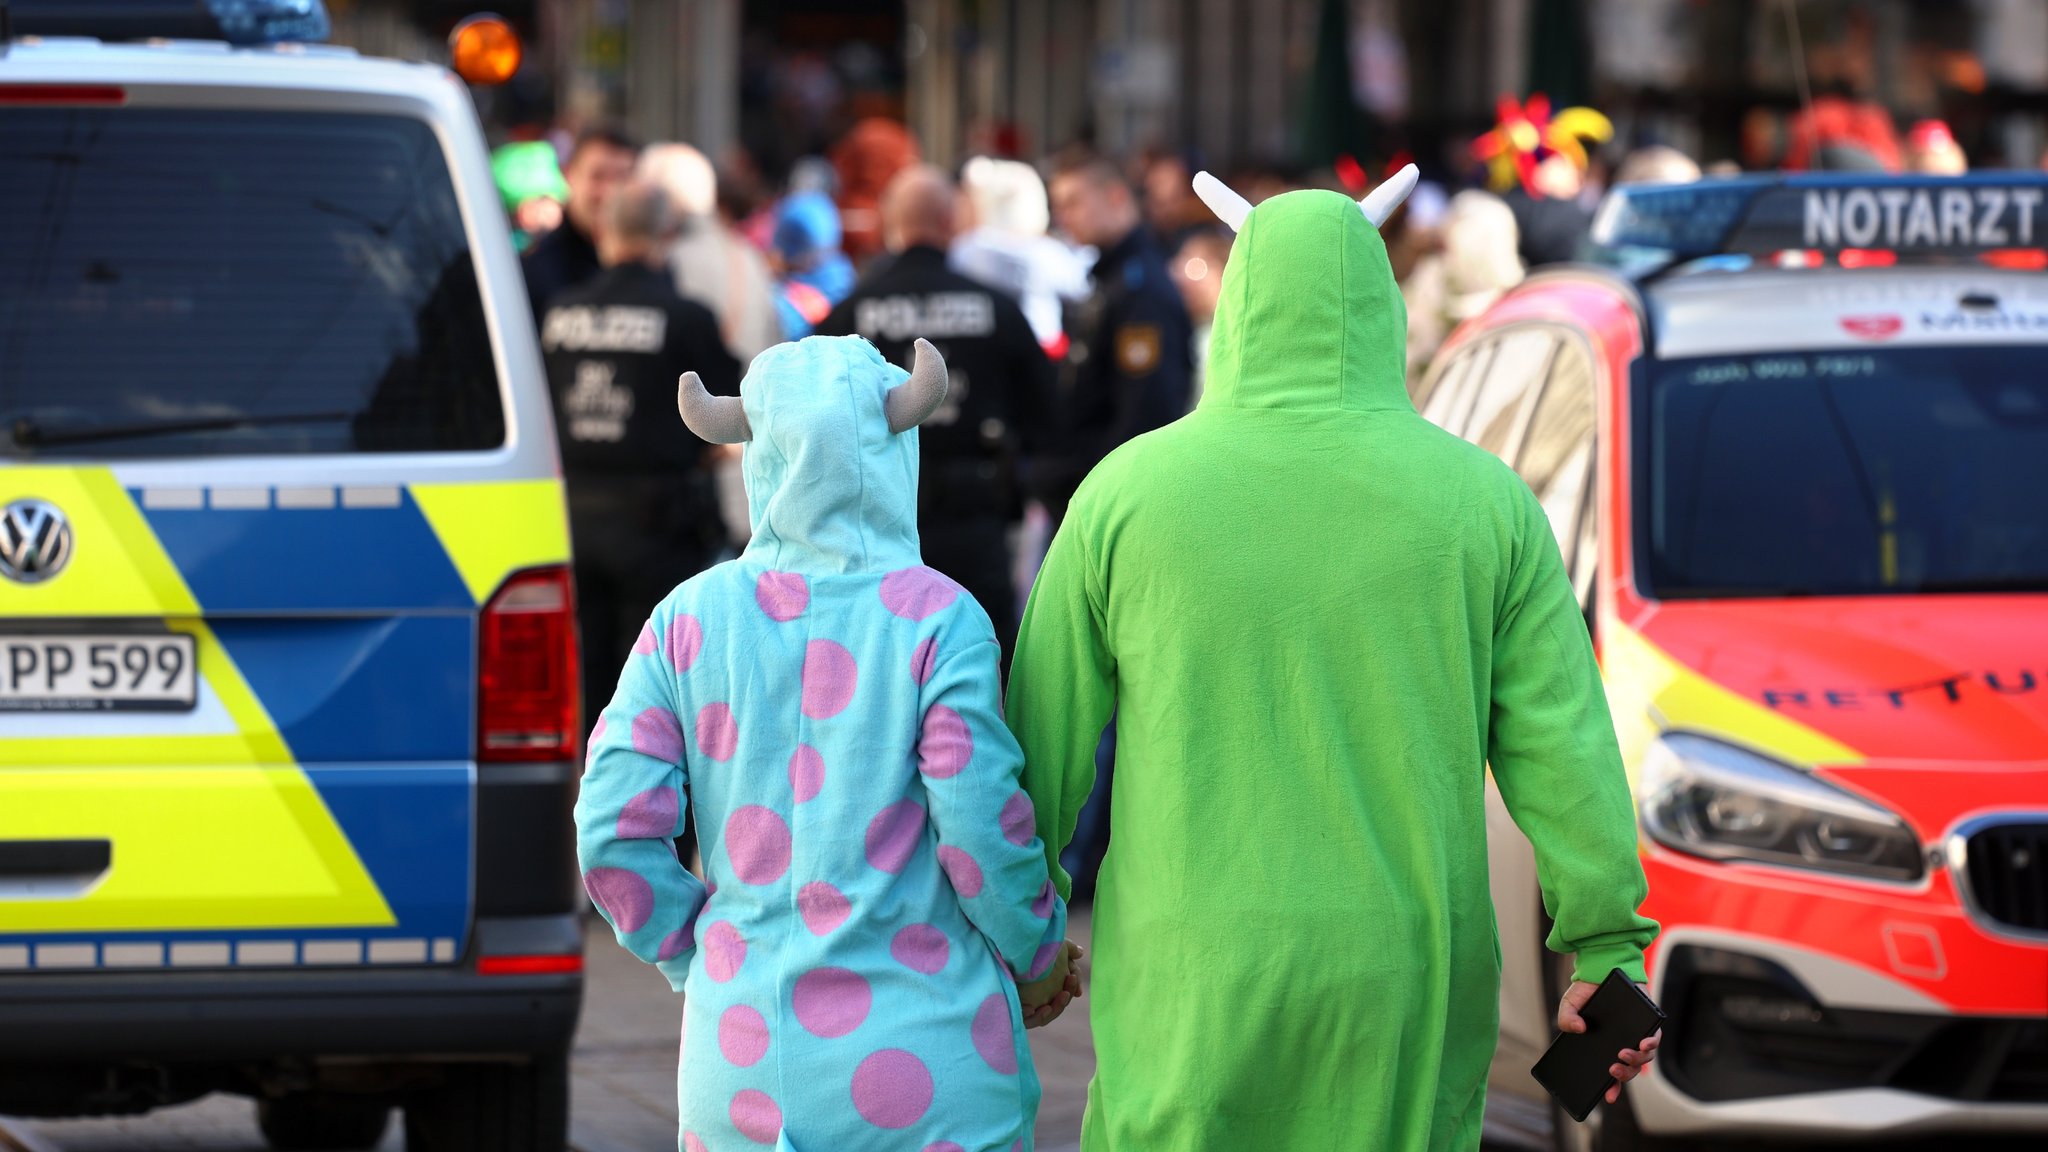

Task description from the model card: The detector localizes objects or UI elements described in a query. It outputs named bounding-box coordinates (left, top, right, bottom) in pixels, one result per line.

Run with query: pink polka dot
left=864, top=800, right=926, bottom=873
left=657, top=926, right=692, bottom=962
left=632, top=621, right=657, bottom=655
left=800, top=639, right=858, bottom=719
left=683, top=1134, right=708, bottom=1152
left=937, top=846, right=984, bottom=898
left=1000, top=791, right=1036, bottom=846
left=789, top=745, right=825, bottom=803
left=616, top=785, right=680, bottom=839
left=1023, top=940, right=1058, bottom=981
left=798, top=881, right=851, bottom=935
left=702, top=921, right=746, bottom=982
left=890, top=924, right=950, bottom=974
left=582, top=867, right=653, bottom=933
left=755, top=570, right=810, bottom=621
left=793, top=966, right=872, bottom=1038
left=1032, top=877, right=1058, bottom=919
left=724, top=805, right=792, bottom=885
left=924, top=1144, right=966, bottom=1152
left=719, top=1004, right=770, bottom=1067
left=667, top=614, right=704, bottom=672
left=730, top=1089, right=782, bottom=1145
left=917, top=704, right=973, bottom=779
left=631, top=707, right=684, bottom=762
left=911, top=636, right=939, bottom=685
left=880, top=567, right=959, bottom=621
left=972, top=993, right=1019, bottom=1074
left=851, top=1048, right=934, bottom=1129
left=696, top=702, right=737, bottom=761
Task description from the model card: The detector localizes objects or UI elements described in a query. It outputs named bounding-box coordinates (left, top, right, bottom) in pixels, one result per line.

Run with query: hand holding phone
left=1532, top=968, right=1667, bottom=1123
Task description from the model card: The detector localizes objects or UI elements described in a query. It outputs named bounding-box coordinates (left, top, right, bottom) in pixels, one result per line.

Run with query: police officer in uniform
left=541, top=179, right=740, bottom=725
left=813, top=165, right=1054, bottom=662
left=1043, top=156, right=1194, bottom=525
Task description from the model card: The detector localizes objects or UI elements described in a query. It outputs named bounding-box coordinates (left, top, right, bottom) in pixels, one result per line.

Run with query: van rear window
left=0, top=109, right=503, bottom=458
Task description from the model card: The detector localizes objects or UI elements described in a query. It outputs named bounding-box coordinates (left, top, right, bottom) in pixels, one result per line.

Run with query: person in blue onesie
left=575, top=334, right=1075, bottom=1152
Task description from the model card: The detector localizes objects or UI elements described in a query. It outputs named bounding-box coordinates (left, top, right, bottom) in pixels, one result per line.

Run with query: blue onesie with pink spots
left=574, top=335, right=1067, bottom=1152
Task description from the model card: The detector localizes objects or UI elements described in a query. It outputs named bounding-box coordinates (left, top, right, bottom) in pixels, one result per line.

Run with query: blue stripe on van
left=136, top=490, right=472, bottom=613
left=210, top=616, right=471, bottom=763
left=303, top=763, right=472, bottom=946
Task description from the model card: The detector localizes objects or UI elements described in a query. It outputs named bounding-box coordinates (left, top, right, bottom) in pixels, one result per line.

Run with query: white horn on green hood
left=885, top=338, right=949, bottom=434
left=1191, top=171, right=1252, bottom=232
left=678, top=370, right=752, bottom=444
left=1359, top=163, right=1420, bottom=229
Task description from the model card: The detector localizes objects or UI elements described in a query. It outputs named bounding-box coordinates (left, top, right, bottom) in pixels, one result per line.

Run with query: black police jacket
left=813, top=245, right=1056, bottom=521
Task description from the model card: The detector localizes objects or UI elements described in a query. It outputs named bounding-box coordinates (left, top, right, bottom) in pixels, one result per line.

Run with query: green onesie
left=1005, top=187, right=1657, bottom=1151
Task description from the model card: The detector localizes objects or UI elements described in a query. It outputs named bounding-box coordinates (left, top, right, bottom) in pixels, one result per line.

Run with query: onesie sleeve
left=1004, top=509, right=1117, bottom=900
left=1487, top=482, right=1659, bottom=985
left=918, top=632, right=1070, bottom=982
left=572, top=614, right=708, bottom=992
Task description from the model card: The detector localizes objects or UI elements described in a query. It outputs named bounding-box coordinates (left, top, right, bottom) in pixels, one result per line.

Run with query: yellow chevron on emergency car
left=412, top=478, right=571, bottom=603
left=1602, top=619, right=1863, bottom=772
left=0, top=467, right=197, bottom=618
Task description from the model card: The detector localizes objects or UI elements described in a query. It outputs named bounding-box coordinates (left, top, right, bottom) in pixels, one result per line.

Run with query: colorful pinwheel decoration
left=1471, top=94, right=1613, bottom=196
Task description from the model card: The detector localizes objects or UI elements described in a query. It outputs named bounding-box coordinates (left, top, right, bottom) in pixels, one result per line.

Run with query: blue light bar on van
left=1590, top=173, right=2048, bottom=266
left=5, top=0, right=331, bottom=46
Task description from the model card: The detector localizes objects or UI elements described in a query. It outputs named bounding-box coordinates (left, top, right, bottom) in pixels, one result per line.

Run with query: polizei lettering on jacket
left=1803, top=187, right=2044, bottom=249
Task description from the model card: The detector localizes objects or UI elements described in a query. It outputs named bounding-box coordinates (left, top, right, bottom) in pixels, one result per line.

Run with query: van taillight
left=478, top=566, right=579, bottom=762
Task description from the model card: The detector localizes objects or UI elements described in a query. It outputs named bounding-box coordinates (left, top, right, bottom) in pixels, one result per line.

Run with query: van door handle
left=0, top=839, right=112, bottom=898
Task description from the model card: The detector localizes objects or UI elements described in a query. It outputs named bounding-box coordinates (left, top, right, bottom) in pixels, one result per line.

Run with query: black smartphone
left=1531, top=968, right=1667, bottom=1123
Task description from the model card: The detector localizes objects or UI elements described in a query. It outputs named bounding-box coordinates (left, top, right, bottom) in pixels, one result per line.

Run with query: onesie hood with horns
left=1199, top=182, right=1414, bottom=415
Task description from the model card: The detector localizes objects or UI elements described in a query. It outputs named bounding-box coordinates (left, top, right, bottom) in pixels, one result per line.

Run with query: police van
left=1422, top=174, right=2048, bottom=1150
left=0, top=3, right=580, bottom=1148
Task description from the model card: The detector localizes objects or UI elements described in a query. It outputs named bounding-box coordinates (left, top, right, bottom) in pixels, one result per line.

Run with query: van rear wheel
left=257, top=1093, right=391, bottom=1151
left=403, top=1052, right=570, bottom=1152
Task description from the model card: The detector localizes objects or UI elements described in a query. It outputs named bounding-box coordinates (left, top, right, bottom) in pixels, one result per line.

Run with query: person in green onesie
left=1004, top=167, right=1662, bottom=1151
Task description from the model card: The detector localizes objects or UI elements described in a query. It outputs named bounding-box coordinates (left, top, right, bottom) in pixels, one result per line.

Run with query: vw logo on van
left=0, top=498, right=74, bottom=583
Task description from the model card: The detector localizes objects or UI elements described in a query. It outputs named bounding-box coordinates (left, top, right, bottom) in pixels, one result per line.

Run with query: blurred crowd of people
left=492, top=90, right=1996, bottom=724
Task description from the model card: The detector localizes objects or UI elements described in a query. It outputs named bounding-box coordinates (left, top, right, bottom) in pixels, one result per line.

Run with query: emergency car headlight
left=1639, top=734, right=1923, bottom=881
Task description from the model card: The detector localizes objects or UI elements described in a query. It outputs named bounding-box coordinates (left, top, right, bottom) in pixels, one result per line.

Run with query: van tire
left=403, top=1052, right=570, bottom=1152
left=257, top=1094, right=392, bottom=1151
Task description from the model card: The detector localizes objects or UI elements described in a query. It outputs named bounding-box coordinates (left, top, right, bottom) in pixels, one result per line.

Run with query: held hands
left=1017, top=940, right=1085, bottom=1029
left=1557, top=981, right=1663, bottom=1105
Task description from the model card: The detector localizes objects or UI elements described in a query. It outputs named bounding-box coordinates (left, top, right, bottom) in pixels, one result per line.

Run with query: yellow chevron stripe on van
left=0, top=467, right=197, bottom=618
left=0, top=471, right=392, bottom=931
left=411, top=478, right=570, bottom=603
left=1603, top=620, right=1863, bottom=771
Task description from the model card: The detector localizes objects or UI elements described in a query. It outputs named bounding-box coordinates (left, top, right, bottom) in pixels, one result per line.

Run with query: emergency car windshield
left=1646, top=347, right=2048, bottom=597
left=0, top=108, right=502, bottom=458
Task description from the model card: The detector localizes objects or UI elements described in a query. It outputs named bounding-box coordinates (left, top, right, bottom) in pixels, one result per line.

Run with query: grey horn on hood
left=885, top=338, right=949, bottom=434
left=677, top=371, right=752, bottom=444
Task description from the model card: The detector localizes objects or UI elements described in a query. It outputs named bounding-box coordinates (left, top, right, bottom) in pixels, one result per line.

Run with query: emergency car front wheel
left=256, top=1094, right=393, bottom=1151
left=403, top=1051, right=570, bottom=1152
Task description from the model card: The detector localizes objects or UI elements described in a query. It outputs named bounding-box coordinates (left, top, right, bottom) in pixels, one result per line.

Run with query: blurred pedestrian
left=539, top=179, right=741, bottom=739
left=1403, top=190, right=1524, bottom=387
left=1141, top=150, right=1205, bottom=252
left=522, top=125, right=639, bottom=318
left=952, top=155, right=1092, bottom=354
left=831, top=117, right=920, bottom=266
left=491, top=140, right=567, bottom=252
left=1043, top=155, right=1194, bottom=525
left=1783, top=92, right=1901, bottom=172
left=1905, top=119, right=1968, bottom=175
left=1168, top=228, right=1232, bottom=404
left=1472, top=96, right=1609, bottom=267
left=640, top=143, right=783, bottom=367
left=814, top=166, right=1056, bottom=664
left=1613, top=144, right=1702, bottom=186
left=769, top=190, right=857, bottom=341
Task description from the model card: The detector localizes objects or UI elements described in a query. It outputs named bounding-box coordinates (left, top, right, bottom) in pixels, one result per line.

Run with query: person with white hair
left=950, top=155, right=1091, bottom=353
left=639, top=143, right=783, bottom=367
left=1402, top=189, right=1526, bottom=389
